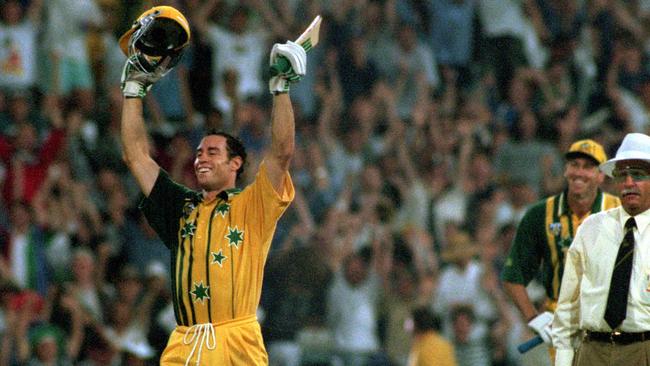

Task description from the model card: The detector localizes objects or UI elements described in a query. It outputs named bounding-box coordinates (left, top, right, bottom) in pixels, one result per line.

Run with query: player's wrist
left=269, top=76, right=290, bottom=95
left=122, top=80, right=147, bottom=98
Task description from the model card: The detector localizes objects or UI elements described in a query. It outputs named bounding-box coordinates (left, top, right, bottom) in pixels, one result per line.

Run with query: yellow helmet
left=119, top=6, right=191, bottom=72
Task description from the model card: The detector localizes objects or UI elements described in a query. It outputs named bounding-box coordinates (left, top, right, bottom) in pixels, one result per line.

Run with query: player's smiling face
left=194, top=135, right=240, bottom=192
left=564, top=156, right=603, bottom=198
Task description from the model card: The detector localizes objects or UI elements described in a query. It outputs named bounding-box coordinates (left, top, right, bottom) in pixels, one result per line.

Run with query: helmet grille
left=135, top=18, right=188, bottom=56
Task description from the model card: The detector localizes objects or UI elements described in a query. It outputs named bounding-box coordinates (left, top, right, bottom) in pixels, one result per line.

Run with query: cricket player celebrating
left=118, top=6, right=308, bottom=365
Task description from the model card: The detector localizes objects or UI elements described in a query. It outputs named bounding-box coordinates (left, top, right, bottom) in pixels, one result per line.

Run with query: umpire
left=501, top=139, right=620, bottom=355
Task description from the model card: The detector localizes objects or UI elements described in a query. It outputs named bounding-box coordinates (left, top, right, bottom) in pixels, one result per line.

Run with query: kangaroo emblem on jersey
left=550, top=222, right=562, bottom=236
left=182, top=194, right=202, bottom=218
left=182, top=202, right=195, bottom=218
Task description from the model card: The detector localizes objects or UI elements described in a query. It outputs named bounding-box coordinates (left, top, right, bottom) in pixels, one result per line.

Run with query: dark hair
left=412, top=306, right=441, bottom=333
left=204, top=129, right=247, bottom=180
left=509, top=110, right=540, bottom=142
left=357, top=246, right=374, bottom=265
left=450, top=304, right=476, bottom=323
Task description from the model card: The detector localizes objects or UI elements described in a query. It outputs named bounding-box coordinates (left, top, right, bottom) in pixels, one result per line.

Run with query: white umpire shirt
left=552, top=206, right=650, bottom=366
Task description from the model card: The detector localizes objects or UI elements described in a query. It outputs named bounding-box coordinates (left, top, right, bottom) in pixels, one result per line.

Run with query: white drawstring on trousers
left=183, top=323, right=216, bottom=366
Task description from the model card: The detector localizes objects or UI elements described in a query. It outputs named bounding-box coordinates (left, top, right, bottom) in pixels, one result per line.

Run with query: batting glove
left=528, top=311, right=554, bottom=344
left=269, top=41, right=307, bottom=94
left=120, top=56, right=171, bottom=98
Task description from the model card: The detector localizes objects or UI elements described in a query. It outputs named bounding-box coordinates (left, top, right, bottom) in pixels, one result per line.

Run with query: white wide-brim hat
left=600, top=133, right=650, bottom=177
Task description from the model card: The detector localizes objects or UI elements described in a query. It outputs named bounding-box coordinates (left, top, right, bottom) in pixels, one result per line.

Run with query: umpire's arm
left=121, top=97, right=161, bottom=197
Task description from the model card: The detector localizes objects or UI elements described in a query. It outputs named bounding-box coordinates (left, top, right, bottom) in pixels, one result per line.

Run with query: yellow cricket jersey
left=407, top=331, right=457, bottom=366
left=140, top=161, right=294, bottom=325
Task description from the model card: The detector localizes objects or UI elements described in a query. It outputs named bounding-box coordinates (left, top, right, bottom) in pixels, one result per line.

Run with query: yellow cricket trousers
left=160, top=315, right=268, bottom=365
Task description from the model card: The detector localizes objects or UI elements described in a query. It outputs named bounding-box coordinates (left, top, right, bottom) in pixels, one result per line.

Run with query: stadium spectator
left=0, top=0, right=43, bottom=93
left=407, top=305, right=457, bottom=366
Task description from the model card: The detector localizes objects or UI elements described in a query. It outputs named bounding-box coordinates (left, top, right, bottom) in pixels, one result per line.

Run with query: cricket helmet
left=119, top=5, right=191, bottom=72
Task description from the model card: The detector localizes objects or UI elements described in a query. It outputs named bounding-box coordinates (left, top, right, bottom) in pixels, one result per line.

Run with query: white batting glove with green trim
left=268, top=41, right=307, bottom=94
left=120, top=56, right=170, bottom=98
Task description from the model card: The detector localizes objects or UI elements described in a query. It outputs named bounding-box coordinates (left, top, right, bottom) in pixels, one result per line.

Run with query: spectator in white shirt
left=326, top=247, right=383, bottom=365
left=0, top=0, right=42, bottom=93
left=193, top=3, right=268, bottom=118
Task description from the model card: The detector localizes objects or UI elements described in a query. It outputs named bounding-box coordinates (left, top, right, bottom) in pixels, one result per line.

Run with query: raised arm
left=316, top=51, right=344, bottom=151
left=191, top=0, right=220, bottom=38
left=118, top=7, right=193, bottom=196
left=265, top=93, right=295, bottom=191
left=265, top=41, right=307, bottom=191
left=247, top=0, right=292, bottom=39
left=121, top=97, right=160, bottom=197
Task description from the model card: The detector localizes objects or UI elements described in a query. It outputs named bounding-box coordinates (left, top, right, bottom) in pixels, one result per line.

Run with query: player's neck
left=203, top=185, right=235, bottom=202
left=568, top=190, right=597, bottom=217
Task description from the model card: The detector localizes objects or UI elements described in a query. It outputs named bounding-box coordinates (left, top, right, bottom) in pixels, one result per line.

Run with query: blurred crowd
left=2, top=0, right=650, bottom=365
